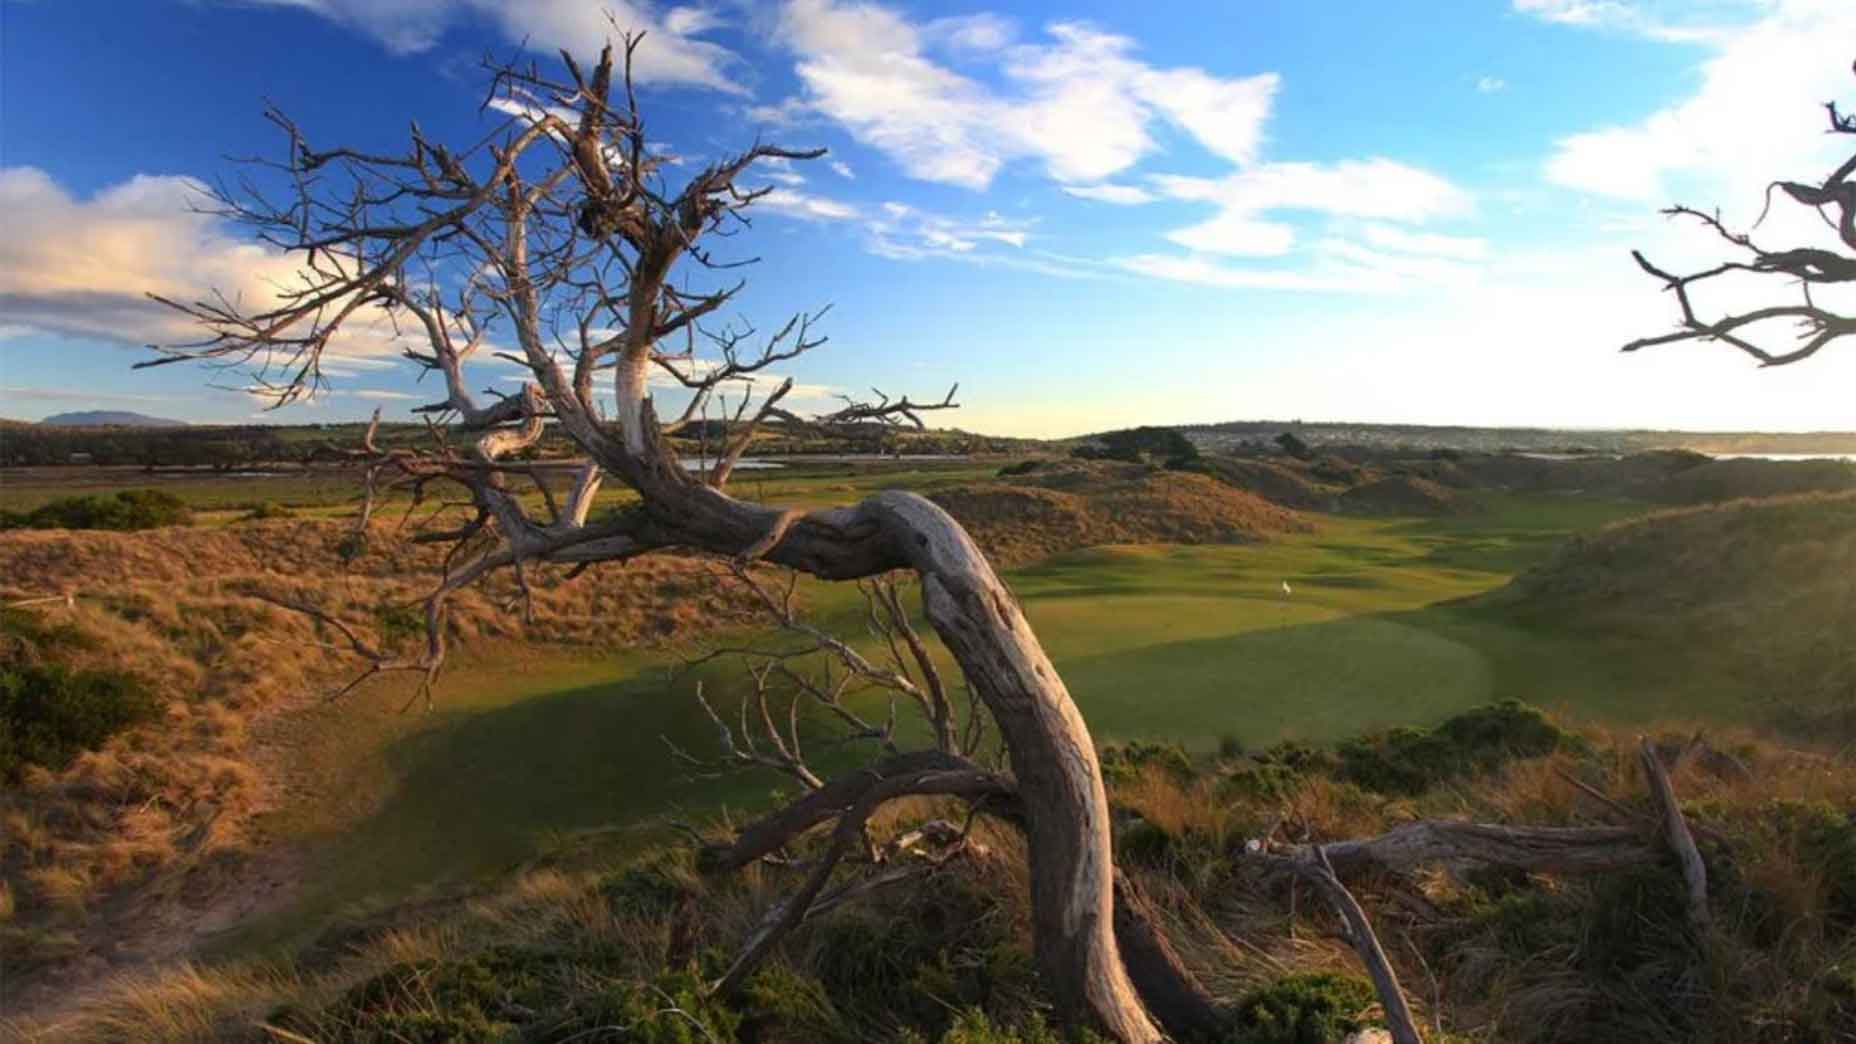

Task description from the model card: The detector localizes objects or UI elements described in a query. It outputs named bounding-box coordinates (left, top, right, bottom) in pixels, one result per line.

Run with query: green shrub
left=335, top=531, right=368, bottom=562
left=1215, top=739, right=1336, bottom=802
left=1756, top=799, right=1856, bottom=926
left=0, top=662, right=159, bottom=779
left=240, top=499, right=296, bottom=520
left=1099, top=741, right=1196, bottom=786
left=316, top=947, right=738, bottom=1044
left=1227, top=972, right=1379, bottom=1043
left=1072, top=426, right=1199, bottom=467
left=806, top=870, right=1037, bottom=1039
left=0, top=607, right=94, bottom=656
left=932, top=1009, right=1088, bottom=1043
left=1118, top=817, right=1180, bottom=867
left=1274, top=432, right=1313, bottom=460
left=547, top=969, right=741, bottom=1044
left=0, top=489, right=191, bottom=531
left=373, top=603, right=426, bottom=647
left=1336, top=700, right=1570, bottom=795
left=741, top=962, right=843, bottom=1041
left=599, top=857, right=694, bottom=918
left=1218, top=760, right=1305, bottom=802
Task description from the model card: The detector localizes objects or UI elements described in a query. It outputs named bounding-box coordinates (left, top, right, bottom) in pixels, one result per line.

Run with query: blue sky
left=2, top=0, right=1853, bottom=436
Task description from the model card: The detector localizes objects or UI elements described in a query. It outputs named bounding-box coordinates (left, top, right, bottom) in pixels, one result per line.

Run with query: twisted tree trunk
left=868, top=493, right=1164, bottom=1043
left=618, top=469, right=1165, bottom=1039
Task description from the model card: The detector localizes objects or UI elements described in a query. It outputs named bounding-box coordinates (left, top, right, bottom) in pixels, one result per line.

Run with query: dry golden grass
left=41, top=715, right=1854, bottom=1042
left=930, top=461, right=1310, bottom=566
left=0, top=516, right=769, bottom=994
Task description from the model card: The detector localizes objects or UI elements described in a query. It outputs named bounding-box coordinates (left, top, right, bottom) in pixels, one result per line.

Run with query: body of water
left=1712, top=453, right=1856, bottom=462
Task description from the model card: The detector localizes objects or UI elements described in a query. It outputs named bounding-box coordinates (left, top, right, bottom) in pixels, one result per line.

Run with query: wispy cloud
left=764, top=2, right=1277, bottom=189
left=758, top=187, right=860, bottom=221
left=244, top=0, right=747, bottom=93
left=1540, top=0, right=1856, bottom=202
left=1151, top=160, right=1473, bottom=257
left=864, top=202, right=1031, bottom=258
left=1061, top=182, right=1156, bottom=205
left=1361, top=223, right=1489, bottom=261
left=0, top=384, right=171, bottom=404
left=1476, top=75, right=1506, bottom=93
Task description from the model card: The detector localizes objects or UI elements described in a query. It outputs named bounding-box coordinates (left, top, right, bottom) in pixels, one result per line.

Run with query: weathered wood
left=867, top=492, right=1164, bottom=1043
left=1297, top=846, right=1423, bottom=1044
left=1307, top=819, right=1656, bottom=877
left=699, top=750, right=982, bottom=873
left=1639, top=737, right=1710, bottom=931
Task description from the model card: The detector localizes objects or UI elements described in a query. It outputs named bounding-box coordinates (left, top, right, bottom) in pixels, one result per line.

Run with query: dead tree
left=1626, top=61, right=1856, bottom=364
left=145, top=35, right=1164, bottom=1041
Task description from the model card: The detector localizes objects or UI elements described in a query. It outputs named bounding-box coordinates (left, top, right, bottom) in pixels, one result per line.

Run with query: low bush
left=0, top=489, right=191, bottom=531
left=239, top=500, right=296, bottom=521
left=1099, top=740, right=1197, bottom=786
left=0, top=662, right=160, bottom=779
left=1335, top=700, right=1571, bottom=795
left=294, top=946, right=739, bottom=1043
left=1226, top=973, right=1379, bottom=1043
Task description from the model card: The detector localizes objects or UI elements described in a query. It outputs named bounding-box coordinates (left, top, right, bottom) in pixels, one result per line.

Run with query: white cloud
left=1476, top=76, right=1506, bottom=93
left=1117, top=237, right=1482, bottom=294
left=1153, top=160, right=1473, bottom=257
left=828, top=160, right=855, bottom=179
left=743, top=96, right=813, bottom=127
left=1061, top=183, right=1157, bottom=205
left=770, top=1, right=1277, bottom=189
left=0, top=384, right=172, bottom=405
left=250, top=0, right=745, bottom=93
left=922, top=12, right=1015, bottom=53
left=1510, top=0, right=1740, bottom=41
left=1541, top=0, right=1856, bottom=203
left=1514, top=0, right=1633, bottom=26
left=1362, top=223, right=1489, bottom=260
left=865, top=201, right=1032, bottom=258
left=758, top=187, right=860, bottom=221
left=754, top=156, right=810, bottom=187
left=0, top=167, right=282, bottom=345
left=347, top=389, right=420, bottom=401
left=1116, top=254, right=1345, bottom=291
left=662, top=5, right=720, bottom=36
left=0, top=167, right=441, bottom=379
left=1312, top=239, right=1484, bottom=289
left=485, top=94, right=577, bottom=129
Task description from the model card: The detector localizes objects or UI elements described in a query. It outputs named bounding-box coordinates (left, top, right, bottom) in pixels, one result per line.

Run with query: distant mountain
left=40, top=410, right=188, bottom=428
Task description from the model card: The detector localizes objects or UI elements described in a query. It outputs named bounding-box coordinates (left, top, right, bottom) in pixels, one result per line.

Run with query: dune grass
left=209, top=494, right=1684, bottom=960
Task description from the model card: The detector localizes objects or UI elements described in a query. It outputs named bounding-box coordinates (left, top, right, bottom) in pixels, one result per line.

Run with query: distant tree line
left=0, top=420, right=1030, bottom=470
left=0, top=424, right=294, bottom=468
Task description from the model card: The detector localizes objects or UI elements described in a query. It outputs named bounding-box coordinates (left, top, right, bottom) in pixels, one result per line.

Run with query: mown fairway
left=219, top=492, right=1688, bottom=955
